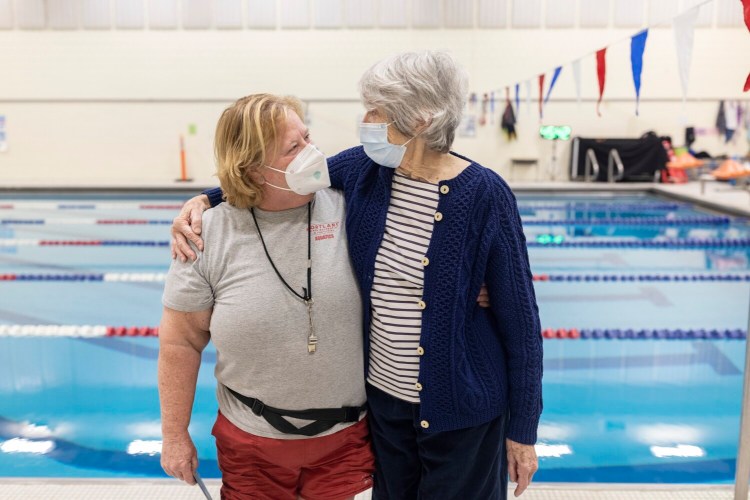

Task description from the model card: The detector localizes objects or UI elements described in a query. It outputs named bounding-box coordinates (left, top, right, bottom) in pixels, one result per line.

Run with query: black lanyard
left=250, top=202, right=318, bottom=353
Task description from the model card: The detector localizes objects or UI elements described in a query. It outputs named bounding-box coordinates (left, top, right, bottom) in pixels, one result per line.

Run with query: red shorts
left=211, top=411, right=374, bottom=500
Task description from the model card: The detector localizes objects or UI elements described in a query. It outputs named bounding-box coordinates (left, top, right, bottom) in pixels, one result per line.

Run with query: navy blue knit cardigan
left=203, top=146, right=543, bottom=444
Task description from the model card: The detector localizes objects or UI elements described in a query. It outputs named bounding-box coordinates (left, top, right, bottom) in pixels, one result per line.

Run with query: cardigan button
left=440, top=185, right=450, bottom=195
left=417, top=346, right=425, bottom=355
left=417, top=300, right=426, bottom=310
left=415, top=382, right=423, bottom=391
left=420, top=420, right=430, bottom=429
left=421, top=257, right=430, bottom=266
left=434, top=212, right=443, bottom=222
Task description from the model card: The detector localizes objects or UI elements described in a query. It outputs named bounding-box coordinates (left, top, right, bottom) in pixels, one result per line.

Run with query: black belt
left=226, top=386, right=366, bottom=437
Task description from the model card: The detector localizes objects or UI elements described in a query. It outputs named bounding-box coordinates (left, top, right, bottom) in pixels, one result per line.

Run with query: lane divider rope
left=0, top=240, right=169, bottom=247
left=0, top=203, right=184, bottom=210
left=523, top=216, right=730, bottom=226
left=2, top=239, right=750, bottom=248
left=0, top=325, right=743, bottom=339
left=0, top=273, right=167, bottom=282
left=1, top=273, right=749, bottom=283
left=0, top=216, right=730, bottom=226
left=0, top=219, right=173, bottom=225
left=521, top=203, right=683, bottom=211
left=532, top=274, right=750, bottom=282
left=527, top=239, right=750, bottom=248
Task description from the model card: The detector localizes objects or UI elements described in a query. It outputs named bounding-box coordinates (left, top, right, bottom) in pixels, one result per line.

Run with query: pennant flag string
left=492, top=0, right=716, bottom=113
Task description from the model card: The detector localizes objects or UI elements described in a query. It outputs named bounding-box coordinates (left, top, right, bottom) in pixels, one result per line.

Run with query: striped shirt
left=367, top=172, right=439, bottom=403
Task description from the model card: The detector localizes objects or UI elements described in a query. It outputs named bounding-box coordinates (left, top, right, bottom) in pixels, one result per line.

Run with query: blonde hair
left=215, top=93, right=305, bottom=208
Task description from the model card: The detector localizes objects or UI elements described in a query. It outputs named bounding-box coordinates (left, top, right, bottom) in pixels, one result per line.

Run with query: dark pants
left=366, top=383, right=508, bottom=500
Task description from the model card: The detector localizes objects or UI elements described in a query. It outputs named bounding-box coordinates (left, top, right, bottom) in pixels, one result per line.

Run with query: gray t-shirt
left=162, top=189, right=365, bottom=439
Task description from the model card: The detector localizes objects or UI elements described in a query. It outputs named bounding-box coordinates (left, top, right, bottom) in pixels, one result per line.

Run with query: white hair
left=359, top=51, right=469, bottom=154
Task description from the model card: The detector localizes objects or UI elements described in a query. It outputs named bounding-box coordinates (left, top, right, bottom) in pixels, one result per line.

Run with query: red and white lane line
left=0, top=273, right=167, bottom=282
left=0, top=325, right=159, bottom=337
left=0, top=203, right=183, bottom=210
left=0, top=240, right=168, bottom=247
left=0, top=219, right=171, bottom=225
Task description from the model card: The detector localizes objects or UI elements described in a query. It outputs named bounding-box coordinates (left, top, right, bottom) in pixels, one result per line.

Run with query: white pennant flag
left=571, top=59, right=582, bottom=106
left=524, top=80, right=531, bottom=116
left=673, top=7, right=699, bottom=108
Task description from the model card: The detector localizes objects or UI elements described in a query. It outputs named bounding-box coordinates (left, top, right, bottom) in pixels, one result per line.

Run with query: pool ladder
left=584, top=148, right=625, bottom=183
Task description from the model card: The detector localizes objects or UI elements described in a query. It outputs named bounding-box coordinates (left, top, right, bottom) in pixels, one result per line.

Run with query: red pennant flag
left=596, top=48, right=607, bottom=116
left=538, top=74, right=545, bottom=119
left=745, top=73, right=750, bottom=92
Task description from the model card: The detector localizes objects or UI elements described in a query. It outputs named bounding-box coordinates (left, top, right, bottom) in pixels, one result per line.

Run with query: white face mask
left=264, top=143, right=331, bottom=195
left=359, top=122, right=417, bottom=169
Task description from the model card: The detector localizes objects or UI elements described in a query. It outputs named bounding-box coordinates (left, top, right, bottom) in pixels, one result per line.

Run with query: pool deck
left=0, top=479, right=744, bottom=499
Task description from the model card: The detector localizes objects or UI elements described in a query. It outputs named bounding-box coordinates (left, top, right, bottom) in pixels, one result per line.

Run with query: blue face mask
left=359, top=122, right=417, bottom=169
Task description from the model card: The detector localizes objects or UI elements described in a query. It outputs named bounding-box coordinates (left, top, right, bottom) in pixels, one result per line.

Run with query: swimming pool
left=0, top=190, right=747, bottom=483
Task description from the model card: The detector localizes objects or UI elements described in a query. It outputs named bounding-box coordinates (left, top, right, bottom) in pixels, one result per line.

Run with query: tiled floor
left=0, top=480, right=744, bottom=499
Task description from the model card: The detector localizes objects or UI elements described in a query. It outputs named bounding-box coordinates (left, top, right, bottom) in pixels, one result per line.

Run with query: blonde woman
left=158, top=93, right=374, bottom=500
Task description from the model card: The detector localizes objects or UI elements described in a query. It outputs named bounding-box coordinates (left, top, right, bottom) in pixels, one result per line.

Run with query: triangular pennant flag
left=515, top=83, right=521, bottom=114
left=745, top=73, right=750, bottom=93
left=538, top=73, right=545, bottom=119
left=630, top=30, right=648, bottom=115
left=673, top=7, right=699, bottom=106
left=596, top=48, right=607, bottom=116
left=544, top=66, right=563, bottom=104
left=571, top=59, right=582, bottom=106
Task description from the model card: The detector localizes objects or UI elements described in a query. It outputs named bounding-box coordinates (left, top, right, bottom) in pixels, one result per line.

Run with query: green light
left=539, top=125, right=571, bottom=141
left=536, top=234, right=565, bottom=245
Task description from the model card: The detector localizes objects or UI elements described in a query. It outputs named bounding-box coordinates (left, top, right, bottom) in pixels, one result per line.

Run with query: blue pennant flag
left=514, top=83, right=520, bottom=114
left=544, top=66, right=563, bottom=105
left=630, top=29, right=649, bottom=115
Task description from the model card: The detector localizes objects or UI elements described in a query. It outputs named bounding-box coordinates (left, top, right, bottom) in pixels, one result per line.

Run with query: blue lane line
left=528, top=239, right=750, bottom=248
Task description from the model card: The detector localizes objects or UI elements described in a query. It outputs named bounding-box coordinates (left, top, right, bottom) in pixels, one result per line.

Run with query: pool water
left=0, top=191, right=748, bottom=483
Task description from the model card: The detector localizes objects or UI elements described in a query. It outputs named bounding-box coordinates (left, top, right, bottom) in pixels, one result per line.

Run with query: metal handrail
left=584, top=149, right=600, bottom=182
left=607, top=148, right=625, bottom=183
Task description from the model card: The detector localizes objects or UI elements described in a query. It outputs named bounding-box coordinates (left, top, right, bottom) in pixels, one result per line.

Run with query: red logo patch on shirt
left=309, top=221, right=341, bottom=241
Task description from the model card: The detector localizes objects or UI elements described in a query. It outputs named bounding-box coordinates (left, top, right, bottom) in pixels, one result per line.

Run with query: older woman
left=158, top=93, right=375, bottom=500
left=174, top=51, right=542, bottom=500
